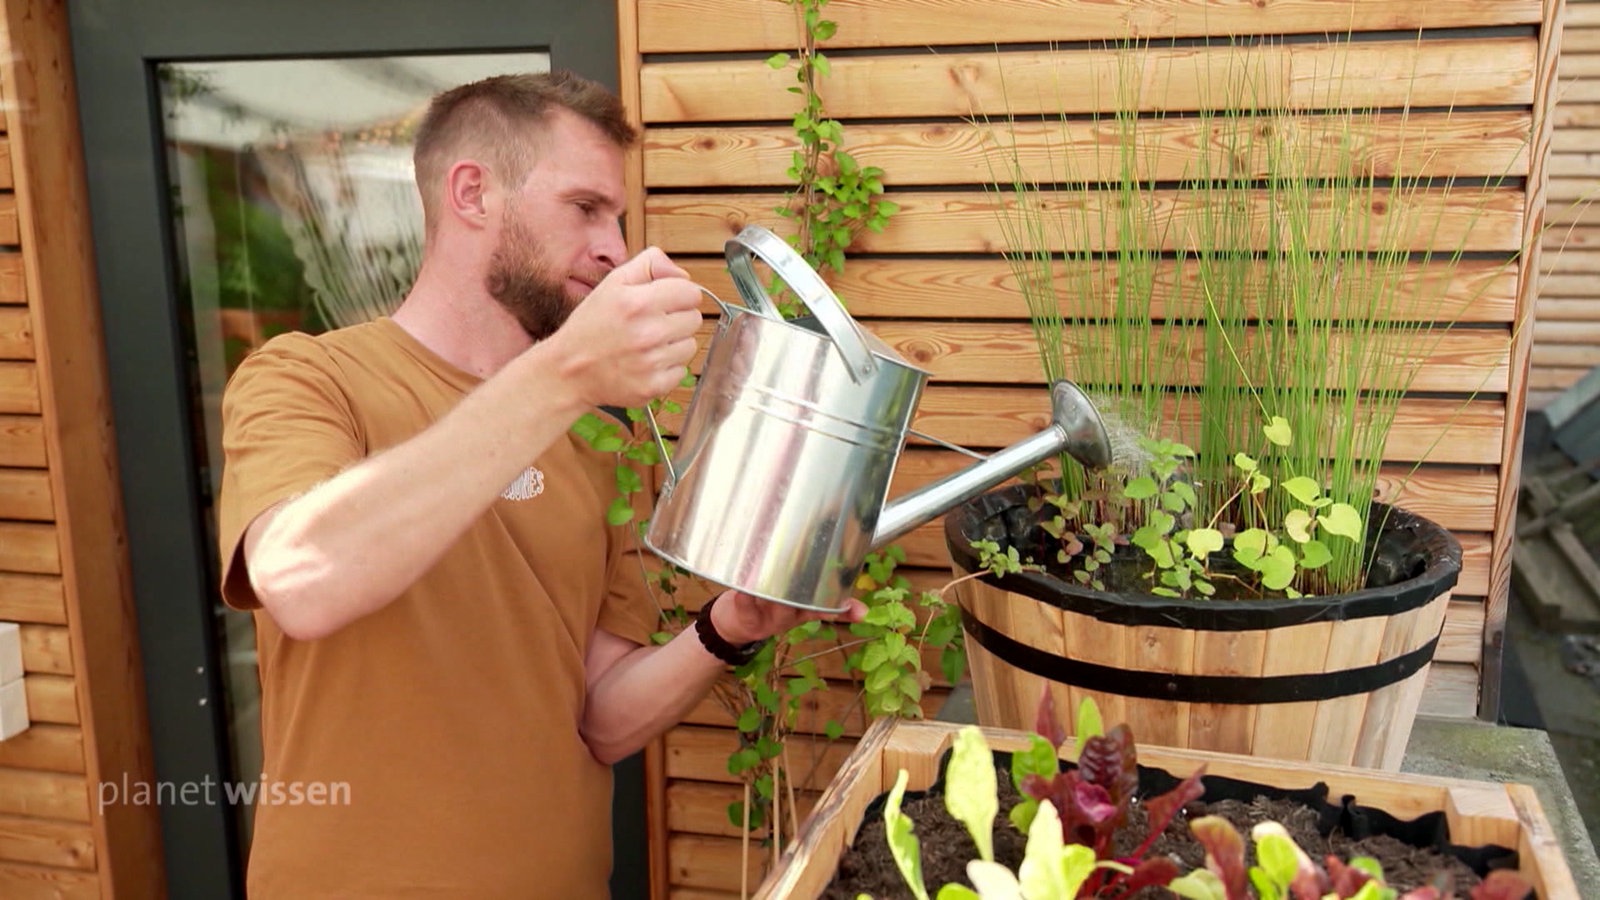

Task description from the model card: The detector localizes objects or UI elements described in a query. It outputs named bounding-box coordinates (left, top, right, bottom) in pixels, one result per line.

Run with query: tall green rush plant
left=987, top=36, right=1520, bottom=597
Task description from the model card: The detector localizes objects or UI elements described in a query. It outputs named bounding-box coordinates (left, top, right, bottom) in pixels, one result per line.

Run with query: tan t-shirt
left=216, top=318, right=661, bottom=898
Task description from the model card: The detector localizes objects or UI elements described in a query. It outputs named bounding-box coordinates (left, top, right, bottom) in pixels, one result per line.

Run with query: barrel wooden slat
left=641, top=40, right=1538, bottom=123
left=639, top=0, right=1544, bottom=53
left=1247, top=621, right=1332, bottom=762
left=1306, top=616, right=1388, bottom=765
left=1186, top=631, right=1266, bottom=754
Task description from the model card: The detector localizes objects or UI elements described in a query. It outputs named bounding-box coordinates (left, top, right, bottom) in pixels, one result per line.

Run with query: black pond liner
left=943, top=486, right=1464, bottom=705
left=846, top=746, right=1522, bottom=884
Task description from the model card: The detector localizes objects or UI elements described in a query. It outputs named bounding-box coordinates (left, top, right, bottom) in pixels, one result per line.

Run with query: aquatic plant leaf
left=1188, top=528, right=1225, bottom=558
left=1299, top=539, right=1332, bottom=570
left=1284, top=509, right=1313, bottom=543
left=1264, top=416, right=1293, bottom=446
left=1318, top=503, right=1364, bottom=541
left=1280, top=476, right=1322, bottom=505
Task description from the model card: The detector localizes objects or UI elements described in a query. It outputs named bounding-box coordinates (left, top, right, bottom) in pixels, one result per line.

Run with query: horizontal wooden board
left=649, top=189, right=1526, bottom=257
left=0, top=307, right=31, bottom=359
left=1533, top=320, right=1600, bottom=343
left=1441, top=601, right=1486, bottom=666
left=0, top=254, right=23, bottom=305
left=641, top=40, right=1538, bottom=123
left=0, top=813, right=94, bottom=871
left=1532, top=342, right=1600, bottom=367
left=1527, top=369, right=1590, bottom=394
left=668, top=780, right=819, bottom=840
left=0, top=196, right=16, bottom=246
left=1537, top=274, right=1600, bottom=300
left=676, top=317, right=1510, bottom=393
left=667, top=833, right=764, bottom=892
left=1418, top=660, right=1479, bottom=718
left=0, top=725, right=83, bottom=775
left=638, top=0, right=1545, bottom=52
left=0, top=523, right=57, bottom=574
left=0, top=468, right=51, bottom=521
left=0, top=363, right=39, bottom=414
left=0, top=573, right=64, bottom=624
left=886, top=446, right=1499, bottom=531
left=1553, top=102, right=1600, bottom=128
left=644, top=112, right=1531, bottom=187
left=0, top=863, right=97, bottom=900
left=0, top=416, right=44, bottom=467
left=683, top=681, right=946, bottom=738
left=667, top=726, right=858, bottom=789
left=0, top=768, right=88, bottom=821
left=0, top=138, right=11, bottom=192
left=23, top=675, right=77, bottom=725
left=677, top=256, right=1519, bottom=324
left=1535, top=300, right=1600, bottom=322
left=20, top=625, right=70, bottom=676
left=656, top=385, right=1506, bottom=465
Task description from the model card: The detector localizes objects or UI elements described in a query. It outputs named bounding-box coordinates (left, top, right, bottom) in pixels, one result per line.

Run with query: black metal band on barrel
left=960, top=608, right=1442, bottom=704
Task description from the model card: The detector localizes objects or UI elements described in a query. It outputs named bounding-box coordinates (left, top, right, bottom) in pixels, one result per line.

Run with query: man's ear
left=444, top=159, right=492, bottom=228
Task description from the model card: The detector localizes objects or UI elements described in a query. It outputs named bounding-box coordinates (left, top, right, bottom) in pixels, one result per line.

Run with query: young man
left=217, top=71, right=860, bottom=897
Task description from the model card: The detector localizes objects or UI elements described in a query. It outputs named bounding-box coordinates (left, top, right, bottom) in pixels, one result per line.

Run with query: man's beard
left=485, top=217, right=575, bottom=342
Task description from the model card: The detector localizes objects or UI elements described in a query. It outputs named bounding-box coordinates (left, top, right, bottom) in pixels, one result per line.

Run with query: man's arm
left=241, top=249, right=702, bottom=640
left=579, top=591, right=865, bottom=765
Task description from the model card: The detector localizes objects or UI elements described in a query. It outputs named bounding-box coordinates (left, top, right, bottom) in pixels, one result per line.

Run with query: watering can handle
left=724, top=225, right=879, bottom=383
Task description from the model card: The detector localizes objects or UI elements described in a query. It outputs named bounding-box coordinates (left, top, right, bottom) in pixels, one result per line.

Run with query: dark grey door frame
left=67, top=3, right=638, bottom=897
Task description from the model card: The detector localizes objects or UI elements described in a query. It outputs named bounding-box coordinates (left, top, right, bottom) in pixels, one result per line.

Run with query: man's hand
left=710, top=589, right=868, bottom=646
left=547, top=246, right=703, bottom=409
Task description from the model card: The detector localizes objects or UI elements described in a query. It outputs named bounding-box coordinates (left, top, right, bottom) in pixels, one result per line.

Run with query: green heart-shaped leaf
left=1284, top=509, right=1312, bottom=543
left=1263, top=416, right=1293, bottom=447
left=1317, top=503, right=1364, bottom=541
left=1279, top=476, right=1321, bottom=505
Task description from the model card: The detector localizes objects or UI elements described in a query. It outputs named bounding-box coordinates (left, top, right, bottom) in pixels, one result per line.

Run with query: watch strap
left=695, top=593, right=766, bottom=667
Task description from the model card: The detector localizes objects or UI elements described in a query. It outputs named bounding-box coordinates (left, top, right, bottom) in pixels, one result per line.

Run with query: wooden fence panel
left=624, top=1, right=1559, bottom=894
left=1537, top=0, right=1600, bottom=407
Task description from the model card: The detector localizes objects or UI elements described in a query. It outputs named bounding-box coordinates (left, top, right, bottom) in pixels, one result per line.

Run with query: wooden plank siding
left=1536, top=0, right=1600, bottom=407
left=622, top=1, right=1560, bottom=895
left=0, top=0, right=163, bottom=895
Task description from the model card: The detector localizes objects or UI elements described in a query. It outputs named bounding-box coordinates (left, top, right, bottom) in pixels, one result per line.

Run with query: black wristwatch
left=695, top=593, right=766, bottom=667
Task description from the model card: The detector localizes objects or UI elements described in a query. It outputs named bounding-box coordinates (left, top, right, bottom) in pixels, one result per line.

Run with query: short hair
left=411, top=70, right=637, bottom=228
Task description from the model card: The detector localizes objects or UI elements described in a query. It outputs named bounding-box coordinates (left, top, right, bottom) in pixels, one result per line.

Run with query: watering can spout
left=870, top=380, right=1113, bottom=549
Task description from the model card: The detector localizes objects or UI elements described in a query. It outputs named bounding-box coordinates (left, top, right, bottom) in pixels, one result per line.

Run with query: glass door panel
left=155, top=50, right=550, bottom=852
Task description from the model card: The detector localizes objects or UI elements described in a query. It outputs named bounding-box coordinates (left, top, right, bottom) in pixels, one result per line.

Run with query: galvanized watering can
left=644, top=225, right=1113, bottom=612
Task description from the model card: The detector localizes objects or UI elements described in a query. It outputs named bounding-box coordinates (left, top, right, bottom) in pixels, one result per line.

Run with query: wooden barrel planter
left=943, top=486, right=1463, bottom=770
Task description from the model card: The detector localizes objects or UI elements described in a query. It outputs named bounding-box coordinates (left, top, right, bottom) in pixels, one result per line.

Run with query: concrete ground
left=1498, top=593, right=1600, bottom=880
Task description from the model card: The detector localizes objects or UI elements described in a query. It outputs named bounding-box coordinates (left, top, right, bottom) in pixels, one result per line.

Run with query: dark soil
left=823, top=762, right=1484, bottom=899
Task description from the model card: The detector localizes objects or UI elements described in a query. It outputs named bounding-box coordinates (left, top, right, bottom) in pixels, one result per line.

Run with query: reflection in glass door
left=155, top=51, right=550, bottom=854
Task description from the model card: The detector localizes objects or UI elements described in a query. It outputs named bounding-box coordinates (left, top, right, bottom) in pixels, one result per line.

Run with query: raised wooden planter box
left=754, top=718, right=1580, bottom=899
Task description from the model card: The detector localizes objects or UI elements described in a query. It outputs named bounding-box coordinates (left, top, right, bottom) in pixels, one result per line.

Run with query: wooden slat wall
left=622, top=2, right=1560, bottom=896
left=0, top=0, right=163, bottom=897
left=1540, top=0, right=1600, bottom=408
